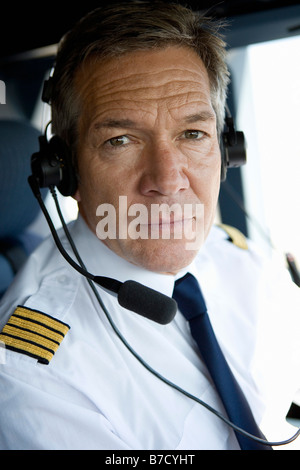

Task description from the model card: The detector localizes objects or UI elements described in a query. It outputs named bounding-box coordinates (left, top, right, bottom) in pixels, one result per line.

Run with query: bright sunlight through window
left=229, top=35, right=300, bottom=267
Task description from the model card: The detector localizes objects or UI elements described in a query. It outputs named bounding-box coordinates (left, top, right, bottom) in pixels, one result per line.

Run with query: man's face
left=74, top=46, right=221, bottom=274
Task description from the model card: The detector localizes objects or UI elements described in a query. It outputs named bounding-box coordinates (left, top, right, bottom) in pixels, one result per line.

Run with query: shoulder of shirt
left=207, top=223, right=249, bottom=250
left=202, top=223, right=267, bottom=268
left=214, top=223, right=249, bottom=250
left=0, top=230, right=81, bottom=365
left=204, top=224, right=294, bottom=279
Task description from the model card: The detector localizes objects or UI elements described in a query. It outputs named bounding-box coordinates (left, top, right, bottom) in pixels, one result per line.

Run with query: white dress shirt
left=0, top=215, right=299, bottom=450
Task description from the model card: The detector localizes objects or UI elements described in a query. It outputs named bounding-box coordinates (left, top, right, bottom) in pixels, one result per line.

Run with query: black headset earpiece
left=31, top=130, right=78, bottom=197
left=220, top=108, right=247, bottom=181
left=30, top=77, right=77, bottom=197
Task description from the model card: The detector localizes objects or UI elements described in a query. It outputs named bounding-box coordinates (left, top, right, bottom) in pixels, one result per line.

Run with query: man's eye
left=183, top=130, right=205, bottom=140
left=107, top=135, right=130, bottom=147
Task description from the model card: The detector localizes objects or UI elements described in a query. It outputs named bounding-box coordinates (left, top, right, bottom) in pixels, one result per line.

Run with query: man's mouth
left=137, top=216, right=196, bottom=238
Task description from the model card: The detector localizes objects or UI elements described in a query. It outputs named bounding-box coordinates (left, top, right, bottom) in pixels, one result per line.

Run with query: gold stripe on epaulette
left=0, top=306, right=70, bottom=364
left=218, top=223, right=248, bottom=250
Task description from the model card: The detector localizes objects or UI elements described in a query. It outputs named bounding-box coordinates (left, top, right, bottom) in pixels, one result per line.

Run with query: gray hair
left=50, top=1, right=230, bottom=161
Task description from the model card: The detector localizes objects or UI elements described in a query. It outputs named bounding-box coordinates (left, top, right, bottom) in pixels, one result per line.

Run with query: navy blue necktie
left=173, top=273, right=271, bottom=450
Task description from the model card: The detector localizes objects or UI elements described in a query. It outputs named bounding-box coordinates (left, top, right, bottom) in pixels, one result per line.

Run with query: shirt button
left=57, top=275, right=70, bottom=285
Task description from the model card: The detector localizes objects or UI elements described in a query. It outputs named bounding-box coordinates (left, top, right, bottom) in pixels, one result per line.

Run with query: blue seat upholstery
left=0, top=120, right=46, bottom=297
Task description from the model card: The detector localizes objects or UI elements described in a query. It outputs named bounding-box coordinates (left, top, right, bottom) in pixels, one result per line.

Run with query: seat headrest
left=0, top=120, right=43, bottom=238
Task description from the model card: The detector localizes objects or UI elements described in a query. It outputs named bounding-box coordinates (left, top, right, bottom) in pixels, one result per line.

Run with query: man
left=0, top=1, right=299, bottom=450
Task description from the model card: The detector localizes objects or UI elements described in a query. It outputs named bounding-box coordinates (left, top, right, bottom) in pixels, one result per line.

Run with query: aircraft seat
left=0, top=119, right=46, bottom=298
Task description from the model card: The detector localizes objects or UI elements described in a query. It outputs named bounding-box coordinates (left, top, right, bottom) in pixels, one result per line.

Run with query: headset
left=27, top=77, right=300, bottom=449
left=31, top=78, right=247, bottom=197
left=221, top=106, right=247, bottom=179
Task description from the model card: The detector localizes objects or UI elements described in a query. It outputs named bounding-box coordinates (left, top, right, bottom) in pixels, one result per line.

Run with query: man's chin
left=116, top=238, right=201, bottom=275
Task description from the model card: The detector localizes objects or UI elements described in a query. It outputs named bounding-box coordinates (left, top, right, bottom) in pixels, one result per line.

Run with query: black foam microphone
left=118, top=280, right=177, bottom=324
left=28, top=176, right=177, bottom=325
left=91, top=277, right=177, bottom=325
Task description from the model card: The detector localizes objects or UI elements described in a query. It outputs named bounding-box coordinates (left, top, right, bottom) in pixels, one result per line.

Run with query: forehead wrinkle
left=79, top=82, right=210, bottom=130
left=83, top=81, right=208, bottom=108
left=85, top=89, right=212, bottom=117
left=79, top=58, right=207, bottom=90
left=78, top=68, right=213, bottom=136
left=87, top=97, right=215, bottom=137
left=77, top=54, right=209, bottom=100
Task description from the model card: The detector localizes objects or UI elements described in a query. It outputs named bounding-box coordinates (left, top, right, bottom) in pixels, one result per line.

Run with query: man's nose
left=138, top=142, right=190, bottom=197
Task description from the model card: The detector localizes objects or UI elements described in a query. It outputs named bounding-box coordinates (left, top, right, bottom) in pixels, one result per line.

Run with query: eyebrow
left=94, top=119, right=136, bottom=130
left=183, top=111, right=216, bottom=124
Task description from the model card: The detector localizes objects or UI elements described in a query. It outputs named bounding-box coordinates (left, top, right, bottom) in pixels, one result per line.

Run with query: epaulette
left=218, top=223, right=248, bottom=250
left=0, top=305, right=70, bottom=364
